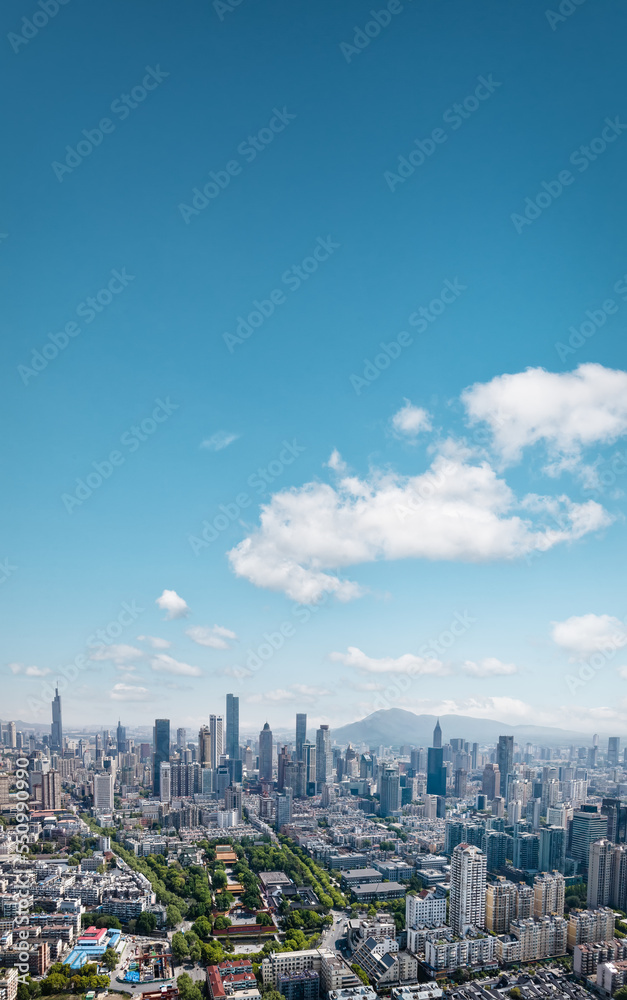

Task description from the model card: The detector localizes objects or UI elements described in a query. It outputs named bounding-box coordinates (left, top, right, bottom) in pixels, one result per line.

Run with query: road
left=320, top=910, right=349, bottom=952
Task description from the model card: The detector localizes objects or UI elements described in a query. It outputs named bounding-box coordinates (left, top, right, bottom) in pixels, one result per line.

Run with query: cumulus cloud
left=327, top=449, right=347, bottom=473
left=330, top=646, right=447, bottom=676
left=150, top=654, right=202, bottom=677
left=462, top=363, right=627, bottom=471
left=228, top=452, right=610, bottom=603
left=201, top=431, right=239, bottom=452
left=551, top=613, right=627, bottom=658
left=247, top=683, right=330, bottom=705
left=110, top=683, right=150, bottom=702
left=8, top=662, right=51, bottom=677
left=90, top=644, right=144, bottom=665
left=137, top=635, right=172, bottom=650
left=392, top=400, right=433, bottom=439
left=156, top=589, right=190, bottom=620
left=185, top=625, right=237, bottom=649
left=462, top=657, right=518, bottom=677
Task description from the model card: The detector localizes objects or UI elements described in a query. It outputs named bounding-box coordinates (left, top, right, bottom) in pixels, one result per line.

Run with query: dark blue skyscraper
left=153, top=719, right=170, bottom=796
left=296, top=713, right=307, bottom=761
left=226, top=693, right=240, bottom=760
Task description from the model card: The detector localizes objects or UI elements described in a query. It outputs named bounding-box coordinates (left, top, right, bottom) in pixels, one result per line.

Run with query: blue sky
left=2, top=0, right=627, bottom=736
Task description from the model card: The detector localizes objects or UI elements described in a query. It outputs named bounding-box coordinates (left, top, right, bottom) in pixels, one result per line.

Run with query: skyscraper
left=315, top=725, right=332, bottom=788
left=302, top=741, right=316, bottom=794
left=198, top=725, right=211, bottom=767
left=259, top=722, right=273, bottom=781
left=153, top=719, right=170, bottom=796
left=588, top=839, right=614, bottom=908
left=497, top=735, right=514, bottom=803
left=226, top=694, right=240, bottom=760
left=482, top=763, right=500, bottom=800
left=427, top=747, right=446, bottom=797
left=177, top=728, right=187, bottom=751
left=449, top=844, right=487, bottom=935
left=608, top=737, right=620, bottom=768
left=433, top=719, right=442, bottom=749
left=210, top=714, right=223, bottom=768
left=116, top=720, right=126, bottom=753
left=379, top=765, right=401, bottom=817
left=50, top=688, right=63, bottom=753
left=571, top=809, right=608, bottom=871
left=295, top=713, right=307, bottom=762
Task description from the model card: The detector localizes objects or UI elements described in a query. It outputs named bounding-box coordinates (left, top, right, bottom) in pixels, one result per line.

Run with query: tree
left=256, top=912, right=273, bottom=925
left=102, top=948, right=119, bottom=971
left=214, top=891, right=234, bottom=911
left=351, top=965, right=370, bottom=986
left=613, top=989, right=627, bottom=1000
left=192, top=915, right=213, bottom=939
left=177, top=973, right=203, bottom=1000
left=509, top=990, right=522, bottom=1000
left=214, top=915, right=232, bottom=930
left=137, top=910, right=158, bottom=934
left=167, top=903, right=184, bottom=928
left=172, top=932, right=189, bottom=964
left=212, top=868, right=228, bottom=890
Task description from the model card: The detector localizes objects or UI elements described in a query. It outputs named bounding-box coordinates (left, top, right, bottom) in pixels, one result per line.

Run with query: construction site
left=121, top=940, right=174, bottom=985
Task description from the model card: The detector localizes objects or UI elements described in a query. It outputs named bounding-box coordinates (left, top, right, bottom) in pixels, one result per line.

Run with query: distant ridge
left=331, top=708, right=599, bottom=748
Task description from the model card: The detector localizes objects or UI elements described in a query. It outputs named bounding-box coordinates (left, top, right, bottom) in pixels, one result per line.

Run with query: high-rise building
left=295, top=713, right=307, bottom=762
left=427, top=747, right=446, bottom=797
left=588, top=839, right=615, bottom=908
left=210, top=715, right=223, bottom=768
left=379, top=765, right=401, bottom=817
left=454, top=769, right=468, bottom=798
left=482, top=763, right=500, bottom=799
left=226, top=694, right=240, bottom=761
left=153, top=719, right=170, bottom=796
left=116, top=720, right=126, bottom=753
left=276, top=788, right=293, bottom=831
left=315, top=725, right=332, bottom=788
left=611, top=844, right=627, bottom=911
left=198, top=726, right=211, bottom=767
left=302, top=741, right=316, bottom=794
left=571, top=809, right=608, bottom=871
left=497, top=735, right=514, bottom=804
left=449, top=843, right=487, bottom=935
left=177, top=728, right=187, bottom=751
left=486, top=879, right=520, bottom=933
left=608, top=737, right=620, bottom=768
left=93, top=772, right=114, bottom=811
left=534, top=872, right=565, bottom=918
left=259, top=722, right=273, bottom=781
left=539, top=826, right=567, bottom=874
left=159, top=762, right=171, bottom=803
left=50, top=688, right=63, bottom=753
left=433, top=719, right=442, bottom=749
left=7, top=722, right=16, bottom=749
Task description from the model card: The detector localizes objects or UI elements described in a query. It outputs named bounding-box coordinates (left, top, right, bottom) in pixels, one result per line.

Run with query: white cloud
left=462, top=657, right=518, bottom=677
left=551, top=614, right=627, bottom=658
left=137, top=635, right=172, bottom=650
left=247, top=683, right=330, bottom=705
left=185, top=625, right=237, bottom=649
left=110, top=683, right=150, bottom=702
left=392, top=400, right=432, bottom=439
left=327, top=449, right=347, bottom=473
left=462, top=363, right=627, bottom=471
left=201, top=431, right=239, bottom=452
left=150, top=654, right=202, bottom=677
left=8, top=662, right=51, bottom=677
left=330, top=646, right=447, bottom=676
left=90, top=644, right=144, bottom=665
left=228, top=451, right=610, bottom=603
left=156, top=589, right=190, bottom=620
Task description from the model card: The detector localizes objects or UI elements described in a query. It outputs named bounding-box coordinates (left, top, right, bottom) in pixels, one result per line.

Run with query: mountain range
left=331, top=708, right=598, bottom=748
